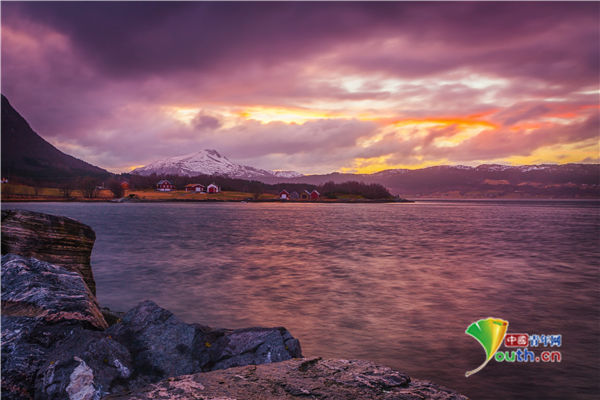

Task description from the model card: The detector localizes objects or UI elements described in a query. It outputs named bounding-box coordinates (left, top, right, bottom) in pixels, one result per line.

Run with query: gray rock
left=1, top=209, right=97, bottom=294
left=3, top=309, right=132, bottom=400
left=101, top=307, right=125, bottom=327
left=208, top=326, right=302, bottom=370
left=107, top=300, right=198, bottom=381
left=107, top=300, right=302, bottom=384
left=1, top=254, right=107, bottom=330
left=1, top=255, right=109, bottom=399
left=1, top=316, right=92, bottom=400
left=104, top=358, right=469, bottom=400
left=34, top=329, right=133, bottom=400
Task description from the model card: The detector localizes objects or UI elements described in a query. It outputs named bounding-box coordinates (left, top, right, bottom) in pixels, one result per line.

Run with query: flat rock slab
left=106, top=358, right=468, bottom=400
left=1, top=209, right=97, bottom=294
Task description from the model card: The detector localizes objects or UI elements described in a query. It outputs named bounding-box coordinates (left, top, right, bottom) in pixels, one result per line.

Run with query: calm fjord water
left=3, top=201, right=599, bottom=399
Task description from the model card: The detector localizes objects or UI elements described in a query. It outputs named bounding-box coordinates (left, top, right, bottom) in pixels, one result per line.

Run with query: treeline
left=319, top=181, right=392, bottom=199
left=124, top=175, right=392, bottom=199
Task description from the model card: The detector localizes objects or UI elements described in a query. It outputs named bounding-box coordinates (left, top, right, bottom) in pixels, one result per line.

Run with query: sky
left=2, top=1, right=599, bottom=174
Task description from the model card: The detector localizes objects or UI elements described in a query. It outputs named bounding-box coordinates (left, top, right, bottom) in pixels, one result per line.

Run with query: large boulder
left=104, top=358, right=468, bottom=400
left=1, top=254, right=109, bottom=399
left=34, top=329, right=133, bottom=400
left=1, top=209, right=97, bottom=294
left=1, top=254, right=107, bottom=330
left=2, top=317, right=132, bottom=400
left=107, top=300, right=302, bottom=384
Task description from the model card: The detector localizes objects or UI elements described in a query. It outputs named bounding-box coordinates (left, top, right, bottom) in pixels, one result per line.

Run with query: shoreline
left=3, top=197, right=599, bottom=204
left=2, top=197, right=416, bottom=204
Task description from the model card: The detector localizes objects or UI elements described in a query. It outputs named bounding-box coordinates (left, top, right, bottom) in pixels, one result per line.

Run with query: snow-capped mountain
left=131, top=149, right=303, bottom=180
left=272, top=170, right=304, bottom=178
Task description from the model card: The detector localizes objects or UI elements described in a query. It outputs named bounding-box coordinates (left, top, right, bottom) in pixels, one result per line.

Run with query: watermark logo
left=465, top=317, right=508, bottom=377
left=495, top=334, right=562, bottom=363
left=465, top=318, right=562, bottom=377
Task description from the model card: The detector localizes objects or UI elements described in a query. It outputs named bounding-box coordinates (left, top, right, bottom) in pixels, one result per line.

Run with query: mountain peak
left=204, top=149, right=224, bottom=158
left=131, top=150, right=302, bottom=181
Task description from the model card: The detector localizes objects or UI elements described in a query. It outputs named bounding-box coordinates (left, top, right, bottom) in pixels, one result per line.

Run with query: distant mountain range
left=2, top=94, right=598, bottom=198
left=269, top=164, right=600, bottom=198
left=131, top=150, right=303, bottom=180
left=1, top=95, right=109, bottom=184
left=132, top=151, right=599, bottom=198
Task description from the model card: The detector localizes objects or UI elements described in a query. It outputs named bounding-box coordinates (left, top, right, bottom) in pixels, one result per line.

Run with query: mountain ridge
left=1, top=94, right=109, bottom=184
left=276, top=163, right=599, bottom=198
left=131, top=149, right=303, bottom=180
left=131, top=148, right=599, bottom=198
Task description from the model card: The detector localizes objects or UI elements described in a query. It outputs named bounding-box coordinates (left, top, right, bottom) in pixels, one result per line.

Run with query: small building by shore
left=185, top=184, right=206, bottom=192
left=207, top=183, right=220, bottom=193
left=157, top=179, right=175, bottom=192
left=280, top=189, right=320, bottom=201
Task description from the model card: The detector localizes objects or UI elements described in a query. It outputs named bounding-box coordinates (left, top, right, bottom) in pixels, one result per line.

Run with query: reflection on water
left=3, top=200, right=599, bottom=399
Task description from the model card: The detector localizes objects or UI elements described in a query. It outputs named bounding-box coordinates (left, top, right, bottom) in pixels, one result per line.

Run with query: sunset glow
left=238, top=106, right=342, bottom=124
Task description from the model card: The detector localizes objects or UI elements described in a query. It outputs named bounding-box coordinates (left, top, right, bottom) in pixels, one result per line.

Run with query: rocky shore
left=1, top=209, right=466, bottom=399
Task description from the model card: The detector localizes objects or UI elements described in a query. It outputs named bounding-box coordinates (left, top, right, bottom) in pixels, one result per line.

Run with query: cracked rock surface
left=105, top=358, right=469, bottom=400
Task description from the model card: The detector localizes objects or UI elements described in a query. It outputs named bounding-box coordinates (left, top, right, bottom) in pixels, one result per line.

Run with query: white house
left=207, top=183, right=220, bottom=193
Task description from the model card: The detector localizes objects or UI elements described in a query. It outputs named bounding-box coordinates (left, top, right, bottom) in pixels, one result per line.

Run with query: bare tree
left=107, top=178, right=124, bottom=198
left=61, top=183, right=73, bottom=199
left=79, top=177, right=98, bottom=199
left=249, top=182, right=263, bottom=200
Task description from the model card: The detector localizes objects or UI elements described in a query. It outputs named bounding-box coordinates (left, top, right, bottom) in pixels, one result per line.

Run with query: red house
left=279, top=189, right=290, bottom=200
left=207, top=183, right=220, bottom=193
left=185, top=184, right=205, bottom=192
left=156, top=179, right=175, bottom=192
left=310, top=190, right=320, bottom=200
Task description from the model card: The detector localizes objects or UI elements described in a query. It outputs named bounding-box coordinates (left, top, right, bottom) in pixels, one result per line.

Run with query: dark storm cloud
left=5, top=2, right=597, bottom=84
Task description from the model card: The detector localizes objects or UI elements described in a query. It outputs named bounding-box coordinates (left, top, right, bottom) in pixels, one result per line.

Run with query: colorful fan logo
left=465, top=317, right=509, bottom=377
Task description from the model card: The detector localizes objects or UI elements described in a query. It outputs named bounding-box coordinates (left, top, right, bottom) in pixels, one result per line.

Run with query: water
left=3, top=201, right=599, bottom=399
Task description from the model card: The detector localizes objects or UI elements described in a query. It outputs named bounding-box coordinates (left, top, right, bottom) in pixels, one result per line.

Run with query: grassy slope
left=0, top=184, right=278, bottom=201
left=126, top=189, right=277, bottom=201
